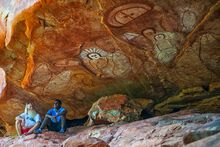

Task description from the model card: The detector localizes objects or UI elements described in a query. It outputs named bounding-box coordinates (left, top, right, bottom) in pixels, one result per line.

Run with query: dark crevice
left=202, top=85, right=210, bottom=91
left=172, top=107, right=181, bottom=113
left=140, top=109, right=154, bottom=119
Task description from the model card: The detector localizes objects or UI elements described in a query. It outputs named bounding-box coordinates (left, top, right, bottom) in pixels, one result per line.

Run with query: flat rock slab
left=1, top=111, right=220, bottom=147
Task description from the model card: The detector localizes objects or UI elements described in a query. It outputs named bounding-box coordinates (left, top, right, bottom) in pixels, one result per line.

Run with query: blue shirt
left=47, top=107, right=65, bottom=123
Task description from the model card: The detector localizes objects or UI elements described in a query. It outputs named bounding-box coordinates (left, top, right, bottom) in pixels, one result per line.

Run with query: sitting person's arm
left=15, top=116, right=22, bottom=121
left=45, top=108, right=67, bottom=123
left=56, top=108, right=67, bottom=117
left=45, top=109, right=58, bottom=122
left=25, top=121, right=40, bottom=135
left=15, top=113, right=25, bottom=127
left=47, top=108, right=67, bottom=118
left=25, top=114, right=41, bottom=135
left=45, top=109, right=53, bottom=118
left=45, top=114, right=53, bottom=118
left=15, top=114, right=24, bottom=121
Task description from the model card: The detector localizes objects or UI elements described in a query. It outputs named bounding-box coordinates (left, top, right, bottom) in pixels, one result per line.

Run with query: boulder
left=87, top=94, right=142, bottom=125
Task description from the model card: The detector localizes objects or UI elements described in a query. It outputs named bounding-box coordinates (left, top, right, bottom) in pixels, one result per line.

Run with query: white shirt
left=18, top=113, right=41, bottom=128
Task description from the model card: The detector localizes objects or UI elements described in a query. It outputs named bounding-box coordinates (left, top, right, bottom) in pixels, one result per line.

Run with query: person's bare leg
left=60, top=115, right=66, bottom=130
left=35, top=115, right=51, bottom=134
left=15, top=120, right=22, bottom=136
left=39, top=115, right=50, bottom=129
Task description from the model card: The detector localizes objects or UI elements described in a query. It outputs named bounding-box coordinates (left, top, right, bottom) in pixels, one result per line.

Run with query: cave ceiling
left=0, top=0, right=220, bottom=128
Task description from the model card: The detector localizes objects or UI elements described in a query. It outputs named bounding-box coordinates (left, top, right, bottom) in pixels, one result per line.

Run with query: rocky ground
left=0, top=0, right=220, bottom=146
left=0, top=111, right=220, bottom=147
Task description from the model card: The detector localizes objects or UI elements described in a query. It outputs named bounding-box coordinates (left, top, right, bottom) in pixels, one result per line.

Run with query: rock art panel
left=107, top=3, right=152, bottom=27
left=70, top=69, right=94, bottom=88
left=122, top=32, right=153, bottom=50
left=173, top=0, right=216, bottom=33
left=95, top=37, right=119, bottom=52
left=200, top=33, right=220, bottom=66
left=140, top=29, right=184, bottom=63
left=0, top=0, right=220, bottom=136
left=105, top=2, right=178, bottom=32
left=31, top=63, right=51, bottom=87
left=181, top=9, right=197, bottom=32
left=123, top=33, right=139, bottom=40
left=104, top=2, right=180, bottom=64
left=198, top=19, right=220, bottom=76
left=154, top=32, right=182, bottom=63
left=80, top=48, right=131, bottom=78
left=43, top=68, right=94, bottom=96
left=38, top=28, right=82, bottom=61
left=44, top=70, right=72, bottom=95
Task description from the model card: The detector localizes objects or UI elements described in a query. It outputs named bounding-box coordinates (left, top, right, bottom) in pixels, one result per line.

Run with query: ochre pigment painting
left=0, top=0, right=220, bottom=146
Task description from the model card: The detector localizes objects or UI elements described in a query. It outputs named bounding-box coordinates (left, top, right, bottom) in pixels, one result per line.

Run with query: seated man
left=15, top=103, right=41, bottom=136
left=35, top=99, right=67, bottom=133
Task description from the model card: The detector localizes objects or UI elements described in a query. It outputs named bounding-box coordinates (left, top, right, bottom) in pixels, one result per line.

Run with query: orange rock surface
left=0, top=0, right=220, bottom=134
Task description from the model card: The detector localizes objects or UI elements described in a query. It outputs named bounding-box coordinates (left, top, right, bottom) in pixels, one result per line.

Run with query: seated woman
left=15, top=103, right=41, bottom=136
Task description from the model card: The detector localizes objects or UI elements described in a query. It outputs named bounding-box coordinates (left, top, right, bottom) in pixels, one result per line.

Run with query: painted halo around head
left=80, top=48, right=108, bottom=60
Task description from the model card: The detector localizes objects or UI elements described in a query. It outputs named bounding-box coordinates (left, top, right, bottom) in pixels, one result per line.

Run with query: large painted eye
left=80, top=48, right=107, bottom=60
left=87, top=53, right=101, bottom=60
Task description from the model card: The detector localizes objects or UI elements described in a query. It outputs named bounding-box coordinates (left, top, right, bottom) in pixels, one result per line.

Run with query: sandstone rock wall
left=0, top=0, right=220, bottom=133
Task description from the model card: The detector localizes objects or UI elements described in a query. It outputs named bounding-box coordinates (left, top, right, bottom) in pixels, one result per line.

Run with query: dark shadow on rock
left=66, top=115, right=89, bottom=128
left=140, top=108, right=154, bottom=119
left=171, top=107, right=181, bottom=113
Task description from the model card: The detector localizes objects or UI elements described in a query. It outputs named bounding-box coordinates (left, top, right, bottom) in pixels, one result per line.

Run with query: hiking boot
left=59, top=128, right=65, bottom=133
left=34, top=128, right=42, bottom=134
